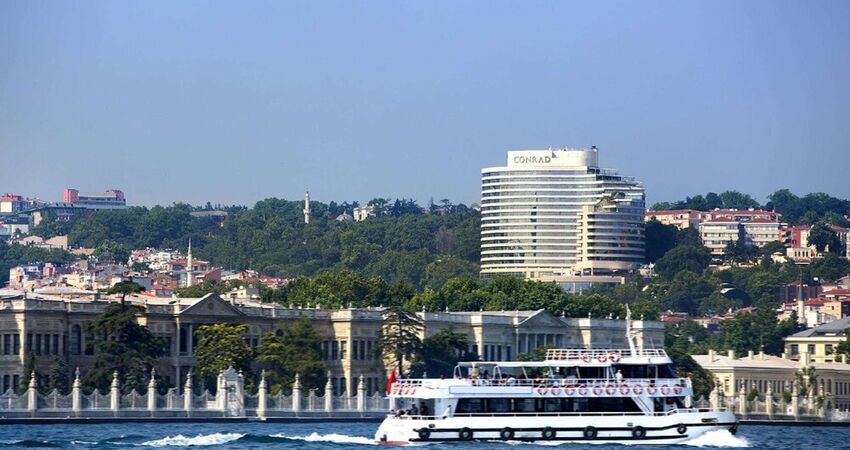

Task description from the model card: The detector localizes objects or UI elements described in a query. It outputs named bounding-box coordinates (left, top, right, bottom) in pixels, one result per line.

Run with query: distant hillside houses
left=646, top=208, right=850, bottom=261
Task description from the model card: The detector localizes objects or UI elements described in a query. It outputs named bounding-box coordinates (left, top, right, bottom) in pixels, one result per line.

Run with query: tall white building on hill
left=480, top=147, right=645, bottom=290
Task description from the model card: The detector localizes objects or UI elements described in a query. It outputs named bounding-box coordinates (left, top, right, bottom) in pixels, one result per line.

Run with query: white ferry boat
left=375, top=321, right=736, bottom=444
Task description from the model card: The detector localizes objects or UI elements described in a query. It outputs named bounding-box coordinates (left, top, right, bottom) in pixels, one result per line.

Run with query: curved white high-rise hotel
left=480, top=147, right=645, bottom=281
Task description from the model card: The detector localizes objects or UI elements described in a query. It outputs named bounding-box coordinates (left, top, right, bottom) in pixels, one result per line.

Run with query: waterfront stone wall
left=701, top=379, right=850, bottom=422
left=0, top=368, right=389, bottom=419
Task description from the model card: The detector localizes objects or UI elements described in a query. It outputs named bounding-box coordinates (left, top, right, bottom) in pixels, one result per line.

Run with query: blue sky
left=1, top=1, right=848, bottom=207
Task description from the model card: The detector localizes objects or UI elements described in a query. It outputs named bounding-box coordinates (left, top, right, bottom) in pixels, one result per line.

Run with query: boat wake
left=137, top=432, right=376, bottom=447
left=141, top=433, right=245, bottom=447
left=682, top=429, right=749, bottom=447
left=270, top=432, right=376, bottom=445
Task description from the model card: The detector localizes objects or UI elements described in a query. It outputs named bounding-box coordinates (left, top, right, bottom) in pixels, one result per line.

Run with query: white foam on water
left=141, top=433, right=245, bottom=447
left=271, top=432, right=376, bottom=445
left=682, top=429, right=749, bottom=447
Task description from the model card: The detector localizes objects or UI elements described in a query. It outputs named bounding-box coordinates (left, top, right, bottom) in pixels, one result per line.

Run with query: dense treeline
left=252, top=271, right=660, bottom=319
left=651, top=189, right=850, bottom=227
left=28, top=198, right=480, bottom=287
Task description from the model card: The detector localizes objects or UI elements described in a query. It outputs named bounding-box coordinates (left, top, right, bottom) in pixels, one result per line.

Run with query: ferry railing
left=392, top=377, right=691, bottom=389
left=545, top=348, right=668, bottom=361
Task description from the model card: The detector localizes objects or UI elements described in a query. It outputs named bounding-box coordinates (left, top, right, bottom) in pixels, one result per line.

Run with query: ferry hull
left=375, top=410, right=737, bottom=445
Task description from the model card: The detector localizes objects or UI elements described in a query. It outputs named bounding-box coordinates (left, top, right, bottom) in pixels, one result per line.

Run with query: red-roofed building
left=698, top=211, right=782, bottom=257
left=644, top=209, right=702, bottom=229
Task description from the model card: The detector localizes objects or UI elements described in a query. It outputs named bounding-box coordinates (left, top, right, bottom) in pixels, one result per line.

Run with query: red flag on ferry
left=386, top=369, right=396, bottom=394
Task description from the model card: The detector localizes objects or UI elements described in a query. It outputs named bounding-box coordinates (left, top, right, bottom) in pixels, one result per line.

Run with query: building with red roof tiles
left=644, top=209, right=702, bottom=229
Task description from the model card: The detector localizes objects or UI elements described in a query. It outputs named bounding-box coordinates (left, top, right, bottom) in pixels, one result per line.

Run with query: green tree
left=255, top=318, right=326, bottom=393
left=809, top=254, right=850, bottom=282
left=409, top=327, right=475, bottom=378
left=82, top=303, right=165, bottom=393
left=380, top=306, right=423, bottom=377
left=106, top=280, right=145, bottom=306
left=422, top=256, right=478, bottom=290
left=809, top=223, right=842, bottom=254
left=562, top=294, right=626, bottom=318
left=517, top=345, right=555, bottom=362
left=654, top=245, right=712, bottom=279
left=719, top=191, right=761, bottom=210
left=193, top=324, right=252, bottom=390
left=724, top=236, right=758, bottom=264
left=645, top=219, right=679, bottom=263
left=47, top=356, right=71, bottom=394
left=834, top=328, right=850, bottom=358
left=666, top=348, right=715, bottom=399
left=18, top=352, right=39, bottom=394
left=759, top=240, right=786, bottom=257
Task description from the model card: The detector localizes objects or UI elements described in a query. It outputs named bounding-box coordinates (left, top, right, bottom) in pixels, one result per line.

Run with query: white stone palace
left=0, top=290, right=664, bottom=396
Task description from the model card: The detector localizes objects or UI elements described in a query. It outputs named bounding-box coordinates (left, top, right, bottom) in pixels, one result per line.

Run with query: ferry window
left=543, top=399, right=561, bottom=412
left=487, top=398, right=511, bottom=412
left=456, top=398, right=484, bottom=413
left=514, top=399, right=536, bottom=412
left=571, top=398, right=588, bottom=412
left=659, top=364, right=676, bottom=378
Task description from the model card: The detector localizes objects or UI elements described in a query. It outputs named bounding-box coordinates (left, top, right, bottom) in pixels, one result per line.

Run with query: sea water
left=0, top=422, right=831, bottom=449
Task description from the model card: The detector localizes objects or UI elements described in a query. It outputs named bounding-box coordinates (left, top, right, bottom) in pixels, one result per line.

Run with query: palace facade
left=0, top=291, right=664, bottom=396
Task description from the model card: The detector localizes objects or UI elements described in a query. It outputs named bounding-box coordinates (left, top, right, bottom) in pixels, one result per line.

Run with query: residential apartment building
left=480, top=147, right=645, bottom=286
left=63, top=188, right=126, bottom=210
left=698, top=213, right=782, bottom=257
left=644, top=210, right=702, bottom=229
left=0, top=291, right=664, bottom=396
left=699, top=218, right=742, bottom=256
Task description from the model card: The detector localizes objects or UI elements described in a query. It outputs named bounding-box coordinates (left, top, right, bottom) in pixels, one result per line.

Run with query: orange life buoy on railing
left=582, top=353, right=592, bottom=363
left=632, top=384, right=643, bottom=395
left=619, top=384, right=630, bottom=395
left=647, top=385, right=657, bottom=395
left=578, top=384, right=588, bottom=395
left=660, top=385, right=670, bottom=395
left=550, top=386, right=562, bottom=395
left=608, top=351, right=621, bottom=362
left=605, top=384, right=616, bottom=395
left=565, top=385, right=576, bottom=395
left=537, top=385, right=548, bottom=395
left=592, top=383, right=603, bottom=396
left=673, top=384, right=682, bottom=395
left=597, top=353, right=608, bottom=363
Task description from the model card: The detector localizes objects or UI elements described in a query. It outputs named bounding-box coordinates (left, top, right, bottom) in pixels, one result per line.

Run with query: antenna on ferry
left=625, top=305, right=637, bottom=356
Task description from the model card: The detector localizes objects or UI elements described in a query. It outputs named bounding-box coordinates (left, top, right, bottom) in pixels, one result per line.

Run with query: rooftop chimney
left=727, top=349, right=735, bottom=359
